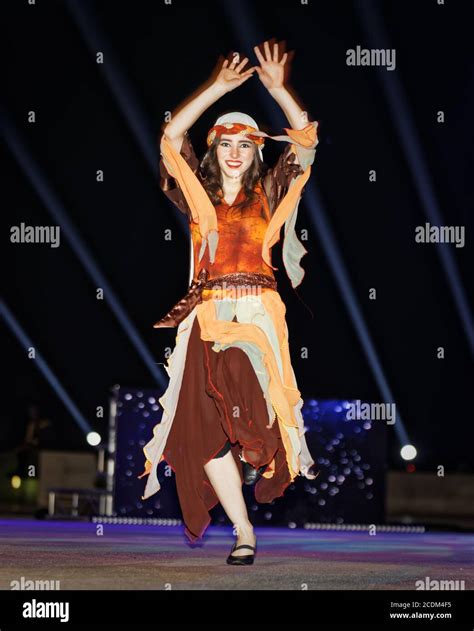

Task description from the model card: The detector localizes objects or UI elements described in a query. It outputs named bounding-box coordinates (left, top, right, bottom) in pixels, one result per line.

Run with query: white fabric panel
left=142, top=308, right=198, bottom=500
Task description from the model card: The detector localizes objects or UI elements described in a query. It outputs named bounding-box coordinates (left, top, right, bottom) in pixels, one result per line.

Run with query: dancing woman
left=139, top=40, right=319, bottom=565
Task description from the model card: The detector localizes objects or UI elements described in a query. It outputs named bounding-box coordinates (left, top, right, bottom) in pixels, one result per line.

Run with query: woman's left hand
left=253, top=40, right=288, bottom=90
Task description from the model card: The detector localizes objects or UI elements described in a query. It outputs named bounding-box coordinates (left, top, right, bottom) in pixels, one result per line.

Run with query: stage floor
left=0, top=518, right=472, bottom=590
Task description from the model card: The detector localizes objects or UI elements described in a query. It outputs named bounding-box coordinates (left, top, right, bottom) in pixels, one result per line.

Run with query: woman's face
left=216, top=134, right=256, bottom=180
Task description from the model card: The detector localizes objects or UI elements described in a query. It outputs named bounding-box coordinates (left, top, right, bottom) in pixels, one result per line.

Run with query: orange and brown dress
left=140, top=123, right=318, bottom=542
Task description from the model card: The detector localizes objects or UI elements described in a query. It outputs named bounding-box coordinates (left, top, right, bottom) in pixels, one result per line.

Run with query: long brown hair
left=199, top=138, right=268, bottom=210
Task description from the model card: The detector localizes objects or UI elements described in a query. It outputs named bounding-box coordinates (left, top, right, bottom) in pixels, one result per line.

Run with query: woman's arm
left=254, top=40, right=314, bottom=135
left=255, top=41, right=318, bottom=213
left=267, top=86, right=308, bottom=131
left=163, top=56, right=257, bottom=153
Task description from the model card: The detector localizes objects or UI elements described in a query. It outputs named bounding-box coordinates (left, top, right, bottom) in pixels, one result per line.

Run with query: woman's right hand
left=213, top=55, right=257, bottom=95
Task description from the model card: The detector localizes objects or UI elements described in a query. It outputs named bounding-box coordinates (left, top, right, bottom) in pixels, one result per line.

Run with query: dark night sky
left=2, top=0, right=473, bottom=469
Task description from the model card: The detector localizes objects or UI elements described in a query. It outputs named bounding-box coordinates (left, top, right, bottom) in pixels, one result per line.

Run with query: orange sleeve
left=159, top=131, right=199, bottom=220
left=283, top=122, right=319, bottom=149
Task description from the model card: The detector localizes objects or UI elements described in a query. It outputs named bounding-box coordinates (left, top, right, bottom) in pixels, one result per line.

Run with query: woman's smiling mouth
left=225, top=160, right=243, bottom=168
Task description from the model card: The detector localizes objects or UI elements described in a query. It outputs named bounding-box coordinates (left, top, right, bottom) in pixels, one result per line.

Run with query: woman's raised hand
left=213, top=54, right=257, bottom=94
left=253, top=40, right=288, bottom=91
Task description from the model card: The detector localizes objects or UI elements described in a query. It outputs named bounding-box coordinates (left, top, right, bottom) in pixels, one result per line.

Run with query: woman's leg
left=204, top=449, right=256, bottom=556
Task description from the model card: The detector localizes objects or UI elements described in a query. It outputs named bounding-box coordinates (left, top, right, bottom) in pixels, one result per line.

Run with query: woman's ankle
left=235, top=522, right=255, bottom=541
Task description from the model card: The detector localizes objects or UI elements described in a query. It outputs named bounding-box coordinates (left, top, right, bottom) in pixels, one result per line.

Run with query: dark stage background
left=2, top=0, right=473, bottom=481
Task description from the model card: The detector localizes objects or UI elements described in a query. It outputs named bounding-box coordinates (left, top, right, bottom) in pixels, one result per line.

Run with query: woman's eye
left=220, top=142, right=251, bottom=149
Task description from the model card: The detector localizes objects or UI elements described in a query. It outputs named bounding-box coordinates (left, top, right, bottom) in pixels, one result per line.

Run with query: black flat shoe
left=305, top=464, right=320, bottom=479
left=226, top=542, right=256, bottom=565
left=242, top=461, right=267, bottom=485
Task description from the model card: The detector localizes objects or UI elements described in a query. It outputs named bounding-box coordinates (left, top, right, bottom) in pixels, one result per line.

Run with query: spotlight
left=87, top=432, right=102, bottom=447
left=400, top=444, right=417, bottom=461
left=11, top=475, right=21, bottom=489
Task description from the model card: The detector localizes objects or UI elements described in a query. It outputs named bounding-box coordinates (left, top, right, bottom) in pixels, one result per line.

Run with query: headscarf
left=207, top=112, right=265, bottom=160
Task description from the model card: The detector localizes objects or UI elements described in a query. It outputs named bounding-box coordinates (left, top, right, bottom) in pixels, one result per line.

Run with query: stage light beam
left=1, top=113, right=167, bottom=390
left=356, top=0, right=474, bottom=354
left=1, top=299, right=92, bottom=437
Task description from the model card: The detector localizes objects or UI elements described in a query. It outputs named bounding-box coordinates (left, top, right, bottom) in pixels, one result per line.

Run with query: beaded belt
left=204, top=272, right=277, bottom=291
left=153, top=269, right=277, bottom=329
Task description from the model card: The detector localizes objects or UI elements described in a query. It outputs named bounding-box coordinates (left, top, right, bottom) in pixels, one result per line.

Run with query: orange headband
left=206, top=123, right=265, bottom=147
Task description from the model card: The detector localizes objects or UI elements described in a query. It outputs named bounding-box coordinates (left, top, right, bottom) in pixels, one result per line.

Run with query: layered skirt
left=140, top=288, right=315, bottom=542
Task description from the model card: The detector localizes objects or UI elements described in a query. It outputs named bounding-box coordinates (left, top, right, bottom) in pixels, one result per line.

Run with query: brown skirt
left=162, top=315, right=291, bottom=542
